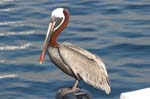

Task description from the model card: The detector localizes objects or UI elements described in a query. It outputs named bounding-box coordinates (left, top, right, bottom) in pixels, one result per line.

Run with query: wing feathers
left=59, top=42, right=111, bottom=94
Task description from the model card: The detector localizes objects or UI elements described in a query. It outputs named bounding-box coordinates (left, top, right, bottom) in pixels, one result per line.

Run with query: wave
left=0, top=0, right=15, bottom=4
left=0, top=43, right=31, bottom=50
left=0, top=74, right=18, bottom=79
left=0, top=21, right=23, bottom=25
left=0, top=60, right=16, bottom=63
left=0, top=7, right=16, bottom=12
left=0, top=31, right=35, bottom=36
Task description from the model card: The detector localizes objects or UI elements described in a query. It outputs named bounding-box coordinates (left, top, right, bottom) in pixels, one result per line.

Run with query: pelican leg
left=59, top=80, right=80, bottom=96
left=72, top=80, right=79, bottom=90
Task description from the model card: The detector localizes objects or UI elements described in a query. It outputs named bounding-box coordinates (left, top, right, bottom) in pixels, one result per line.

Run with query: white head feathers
left=51, top=8, right=64, bottom=18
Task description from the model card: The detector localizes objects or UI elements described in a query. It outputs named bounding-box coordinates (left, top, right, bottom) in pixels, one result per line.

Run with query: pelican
left=39, top=8, right=111, bottom=94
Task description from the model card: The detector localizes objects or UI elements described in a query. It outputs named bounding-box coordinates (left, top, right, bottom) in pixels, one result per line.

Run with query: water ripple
left=0, top=31, right=35, bottom=36
left=0, top=60, right=16, bottom=63
left=0, top=74, right=18, bottom=79
left=0, top=43, right=31, bottom=50
left=0, top=21, right=24, bottom=26
left=0, top=0, right=15, bottom=4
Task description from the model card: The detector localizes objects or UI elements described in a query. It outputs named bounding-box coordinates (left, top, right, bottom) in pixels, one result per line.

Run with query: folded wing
left=59, top=42, right=111, bottom=94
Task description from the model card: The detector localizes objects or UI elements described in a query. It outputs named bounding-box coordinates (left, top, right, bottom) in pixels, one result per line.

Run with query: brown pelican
left=39, top=8, right=111, bottom=94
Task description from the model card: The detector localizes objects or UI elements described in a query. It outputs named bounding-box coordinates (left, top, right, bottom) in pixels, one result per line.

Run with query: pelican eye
left=54, top=17, right=63, bottom=30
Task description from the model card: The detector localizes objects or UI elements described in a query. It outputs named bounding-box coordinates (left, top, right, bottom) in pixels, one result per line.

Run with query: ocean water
left=0, top=0, right=150, bottom=99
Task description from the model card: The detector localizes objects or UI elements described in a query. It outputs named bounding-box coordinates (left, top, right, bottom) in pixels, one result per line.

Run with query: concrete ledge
left=120, top=88, right=150, bottom=99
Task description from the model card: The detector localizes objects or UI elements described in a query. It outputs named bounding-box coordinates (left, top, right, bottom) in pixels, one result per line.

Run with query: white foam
left=0, top=74, right=18, bottom=79
left=0, top=43, right=31, bottom=50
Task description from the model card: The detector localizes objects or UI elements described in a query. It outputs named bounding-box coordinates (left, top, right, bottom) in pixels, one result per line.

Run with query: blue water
left=0, top=0, right=150, bottom=99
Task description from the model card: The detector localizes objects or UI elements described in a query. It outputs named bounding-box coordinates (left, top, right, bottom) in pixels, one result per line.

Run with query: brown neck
left=49, top=9, right=69, bottom=47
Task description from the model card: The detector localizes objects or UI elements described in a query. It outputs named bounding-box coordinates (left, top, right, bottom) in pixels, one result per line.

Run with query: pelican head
left=39, top=8, right=69, bottom=64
